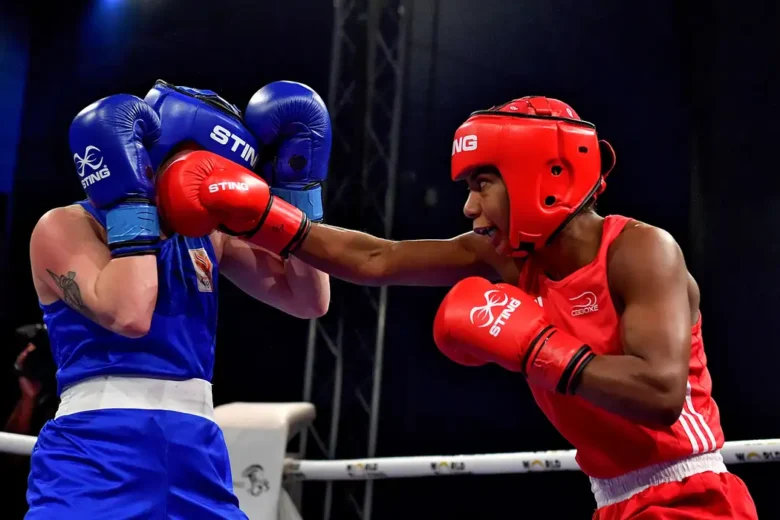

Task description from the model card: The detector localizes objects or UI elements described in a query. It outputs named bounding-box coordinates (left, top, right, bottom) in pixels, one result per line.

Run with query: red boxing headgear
left=451, top=96, right=616, bottom=257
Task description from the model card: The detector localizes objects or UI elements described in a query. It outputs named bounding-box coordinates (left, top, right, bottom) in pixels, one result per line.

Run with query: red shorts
left=593, top=472, right=757, bottom=519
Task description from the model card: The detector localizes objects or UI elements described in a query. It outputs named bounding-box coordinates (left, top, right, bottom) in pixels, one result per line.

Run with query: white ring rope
left=1, top=432, right=777, bottom=481
left=284, top=439, right=780, bottom=481
left=0, top=432, right=38, bottom=456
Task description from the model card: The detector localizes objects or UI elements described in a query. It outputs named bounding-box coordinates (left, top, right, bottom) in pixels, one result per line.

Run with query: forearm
left=296, top=225, right=490, bottom=287
left=296, top=224, right=390, bottom=285
left=574, top=354, right=683, bottom=426
left=4, top=397, right=36, bottom=434
left=284, top=256, right=330, bottom=317
left=90, top=256, right=158, bottom=337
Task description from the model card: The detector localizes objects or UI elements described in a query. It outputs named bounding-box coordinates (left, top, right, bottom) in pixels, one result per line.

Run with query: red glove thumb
left=435, top=278, right=594, bottom=394
left=157, top=151, right=220, bottom=237
left=434, top=278, right=494, bottom=368
left=433, top=300, right=488, bottom=367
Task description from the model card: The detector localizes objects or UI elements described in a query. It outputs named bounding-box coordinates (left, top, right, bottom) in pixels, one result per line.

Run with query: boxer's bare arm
left=295, top=224, right=518, bottom=287
left=29, top=206, right=158, bottom=338
left=574, top=225, right=691, bottom=426
left=210, top=232, right=330, bottom=319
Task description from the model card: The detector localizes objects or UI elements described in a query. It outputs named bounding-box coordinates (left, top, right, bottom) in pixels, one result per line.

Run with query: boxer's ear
left=598, top=140, right=616, bottom=178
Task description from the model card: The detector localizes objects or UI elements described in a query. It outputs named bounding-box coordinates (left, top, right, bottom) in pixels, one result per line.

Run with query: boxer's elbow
left=92, top=255, right=158, bottom=338
left=655, top=396, right=685, bottom=426
left=110, top=308, right=154, bottom=338
left=106, top=294, right=157, bottom=338
left=108, top=319, right=152, bottom=339
left=578, top=355, right=687, bottom=426
left=646, top=371, right=687, bottom=426
left=311, top=291, right=330, bottom=318
left=114, top=320, right=152, bottom=338
left=297, top=291, right=330, bottom=319
left=620, top=389, right=683, bottom=428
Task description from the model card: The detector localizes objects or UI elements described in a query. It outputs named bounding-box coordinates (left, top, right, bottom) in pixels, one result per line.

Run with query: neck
left=514, top=211, right=605, bottom=281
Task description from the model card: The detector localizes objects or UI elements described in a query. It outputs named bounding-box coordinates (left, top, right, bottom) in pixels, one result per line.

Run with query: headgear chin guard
left=143, top=80, right=259, bottom=172
left=451, top=96, right=616, bottom=257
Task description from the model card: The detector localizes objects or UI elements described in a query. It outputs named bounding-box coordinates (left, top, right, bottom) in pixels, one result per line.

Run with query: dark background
left=1, top=0, right=778, bottom=518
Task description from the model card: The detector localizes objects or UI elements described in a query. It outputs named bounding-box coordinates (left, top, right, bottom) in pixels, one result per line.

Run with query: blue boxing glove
left=70, top=95, right=162, bottom=257
left=245, top=81, right=331, bottom=222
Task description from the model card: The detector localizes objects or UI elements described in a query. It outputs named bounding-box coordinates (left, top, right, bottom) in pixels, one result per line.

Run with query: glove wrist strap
left=106, top=200, right=161, bottom=258
left=270, top=185, right=323, bottom=222
left=523, top=326, right=595, bottom=395
left=225, top=196, right=311, bottom=258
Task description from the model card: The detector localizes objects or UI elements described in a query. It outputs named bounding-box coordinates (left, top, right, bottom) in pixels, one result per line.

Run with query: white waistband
left=56, top=376, right=214, bottom=421
left=590, top=451, right=727, bottom=508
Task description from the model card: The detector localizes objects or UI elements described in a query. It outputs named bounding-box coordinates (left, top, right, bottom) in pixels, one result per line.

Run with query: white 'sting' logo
left=452, top=134, right=478, bottom=155
left=73, top=145, right=111, bottom=188
left=208, top=181, right=249, bottom=193
left=469, top=290, right=507, bottom=327
left=570, top=291, right=598, bottom=316
left=210, top=125, right=258, bottom=168
left=73, top=145, right=103, bottom=176
left=469, top=289, right=521, bottom=337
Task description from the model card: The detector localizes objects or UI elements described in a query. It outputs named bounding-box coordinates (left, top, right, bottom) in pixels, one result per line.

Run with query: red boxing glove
left=433, top=277, right=595, bottom=394
left=156, top=150, right=311, bottom=257
left=437, top=344, right=488, bottom=368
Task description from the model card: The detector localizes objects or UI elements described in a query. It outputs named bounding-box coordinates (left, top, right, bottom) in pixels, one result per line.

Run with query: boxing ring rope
left=283, top=438, right=780, bottom=480
left=1, top=431, right=37, bottom=456
left=2, top=430, right=778, bottom=480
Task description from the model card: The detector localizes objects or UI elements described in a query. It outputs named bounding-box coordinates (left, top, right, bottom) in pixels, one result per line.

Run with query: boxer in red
left=158, top=96, right=758, bottom=518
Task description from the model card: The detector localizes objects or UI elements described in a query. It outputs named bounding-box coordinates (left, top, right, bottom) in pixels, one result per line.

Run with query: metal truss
left=299, top=1, right=411, bottom=519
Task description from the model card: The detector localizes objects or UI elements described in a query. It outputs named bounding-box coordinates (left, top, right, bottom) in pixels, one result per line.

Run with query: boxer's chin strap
left=544, top=179, right=603, bottom=248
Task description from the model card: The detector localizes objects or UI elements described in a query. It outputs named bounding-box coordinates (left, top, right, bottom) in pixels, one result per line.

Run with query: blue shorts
left=25, top=408, right=247, bottom=519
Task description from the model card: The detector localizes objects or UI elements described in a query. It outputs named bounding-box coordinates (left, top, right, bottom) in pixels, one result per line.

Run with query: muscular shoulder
left=33, top=205, right=104, bottom=243
left=607, top=221, right=687, bottom=301
left=30, top=205, right=106, bottom=302
left=611, top=220, right=680, bottom=258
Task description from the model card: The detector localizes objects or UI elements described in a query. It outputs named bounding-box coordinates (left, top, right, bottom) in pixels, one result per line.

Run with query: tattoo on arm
left=46, top=269, right=93, bottom=317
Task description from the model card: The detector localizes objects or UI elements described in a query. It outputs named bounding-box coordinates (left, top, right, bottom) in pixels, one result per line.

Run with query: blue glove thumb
left=245, top=81, right=331, bottom=221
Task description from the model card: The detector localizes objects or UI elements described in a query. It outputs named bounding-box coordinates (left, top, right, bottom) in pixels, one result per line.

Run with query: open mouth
left=474, top=225, right=506, bottom=251
left=473, top=226, right=497, bottom=238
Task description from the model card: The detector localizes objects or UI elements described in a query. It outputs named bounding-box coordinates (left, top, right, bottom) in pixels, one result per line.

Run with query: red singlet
left=518, top=215, right=757, bottom=518
left=519, top=215, right=723, bottom=479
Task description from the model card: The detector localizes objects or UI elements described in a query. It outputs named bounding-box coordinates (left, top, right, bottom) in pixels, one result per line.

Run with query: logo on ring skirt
left=240, top=464, right=270, bottom=496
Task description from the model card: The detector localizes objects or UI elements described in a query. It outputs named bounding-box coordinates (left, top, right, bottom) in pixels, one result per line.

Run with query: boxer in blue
left=25, top=79, right=331, bottom=518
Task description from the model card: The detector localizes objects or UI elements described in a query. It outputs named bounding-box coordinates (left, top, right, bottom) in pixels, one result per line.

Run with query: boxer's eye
left=467, top=171, right=488, bottom=191
left=474, top=175, right=492, bottom=191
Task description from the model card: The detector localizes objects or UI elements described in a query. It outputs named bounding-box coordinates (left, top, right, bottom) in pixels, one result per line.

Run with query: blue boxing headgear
left=143, top=79, right=259, bottom=172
